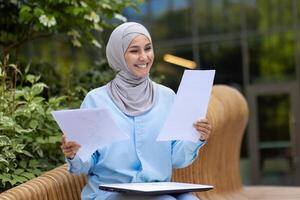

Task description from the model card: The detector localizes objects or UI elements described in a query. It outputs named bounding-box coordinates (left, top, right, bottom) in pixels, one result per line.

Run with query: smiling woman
left=59, top=22, right=212, bottom=200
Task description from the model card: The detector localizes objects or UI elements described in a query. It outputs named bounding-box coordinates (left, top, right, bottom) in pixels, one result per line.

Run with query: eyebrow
left=128, top=43, right=152, bottom=49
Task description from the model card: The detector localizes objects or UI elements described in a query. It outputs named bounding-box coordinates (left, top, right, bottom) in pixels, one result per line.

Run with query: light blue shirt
left=66, top=83, right=205, bottom=200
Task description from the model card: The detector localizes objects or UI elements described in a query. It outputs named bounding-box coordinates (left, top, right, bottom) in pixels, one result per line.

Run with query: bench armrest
left=0, top=165, right=86, bottom=200
left=172, top=85, right=249, bottom=199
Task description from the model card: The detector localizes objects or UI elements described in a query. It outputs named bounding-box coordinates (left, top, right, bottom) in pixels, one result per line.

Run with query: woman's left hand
left=193, top=118, right=212, bottom=141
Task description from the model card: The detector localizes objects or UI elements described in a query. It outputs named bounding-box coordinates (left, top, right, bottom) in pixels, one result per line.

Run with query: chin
left=134, top=69, right=150, bottom=77
left=137, top=74, right=148, bottom=78
left=135, top=72, right=149, bottom=78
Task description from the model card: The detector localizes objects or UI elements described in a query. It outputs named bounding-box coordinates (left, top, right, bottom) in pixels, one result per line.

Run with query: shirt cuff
left=184, top=140, right=206, bottom=154
left=65, top=154, right=82, bottom=172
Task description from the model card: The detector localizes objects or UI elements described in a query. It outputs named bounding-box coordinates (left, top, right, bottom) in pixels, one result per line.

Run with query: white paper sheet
left=157, top=70, right=215, bottom=142
left=52, top=108, right=129, bottom=162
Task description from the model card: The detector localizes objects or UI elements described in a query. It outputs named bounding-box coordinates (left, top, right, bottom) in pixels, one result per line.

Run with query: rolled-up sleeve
left=171, top=140, right=206, bottom=168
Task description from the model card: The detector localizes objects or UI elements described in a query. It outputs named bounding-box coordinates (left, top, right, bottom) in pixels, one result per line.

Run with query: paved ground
left=244, top=186, right=300, bottom=200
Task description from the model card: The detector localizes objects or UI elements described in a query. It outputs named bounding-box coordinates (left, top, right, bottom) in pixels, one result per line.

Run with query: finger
left=196, top=118, right=209, bottom=124
left=63, top=146, right=77, bottom=155
left=200, top=128, right=211, bottom=135
left=194, top=124, right=211, bottom=132
left=194, top=126, right=211, bottom=135
left=194, top=119, right=210, bottom=125
left=194, top=123, right=211, bottom=131
left=199, top=130, right=210, bottom=139
left=66, top=141, right=80, bottom=149
left=63, top=148, right=73, bottom=154
left=70, top=143, right=81, bottom=151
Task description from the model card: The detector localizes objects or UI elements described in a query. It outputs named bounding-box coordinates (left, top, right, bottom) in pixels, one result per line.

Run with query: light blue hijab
left=105, top=22, right=157, bottom=116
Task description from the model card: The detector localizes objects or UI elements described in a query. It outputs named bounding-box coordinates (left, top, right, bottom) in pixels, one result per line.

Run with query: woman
left=61, top=22, right=211, bottom=200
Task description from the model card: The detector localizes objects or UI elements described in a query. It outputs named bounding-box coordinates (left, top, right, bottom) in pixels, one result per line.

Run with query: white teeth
left=137, top=64, right=147, bottom=68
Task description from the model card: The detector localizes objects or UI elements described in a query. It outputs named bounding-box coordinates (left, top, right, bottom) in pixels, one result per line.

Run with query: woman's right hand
left=60, top=135, right=81, bottom=160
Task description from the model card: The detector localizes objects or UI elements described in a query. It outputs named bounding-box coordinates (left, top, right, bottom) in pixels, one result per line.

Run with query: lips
left=135, top=64, right=147, bottom=68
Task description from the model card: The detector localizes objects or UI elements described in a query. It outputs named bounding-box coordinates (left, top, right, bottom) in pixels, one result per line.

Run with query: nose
left=138, top=50, right=147, bottom=61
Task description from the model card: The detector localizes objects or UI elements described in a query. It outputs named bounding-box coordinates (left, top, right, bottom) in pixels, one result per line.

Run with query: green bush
left=0, top=55, right=81, bottom=191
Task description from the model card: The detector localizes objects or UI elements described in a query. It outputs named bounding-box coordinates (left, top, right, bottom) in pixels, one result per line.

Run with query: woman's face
left=124, top=34, right=154, bottom=78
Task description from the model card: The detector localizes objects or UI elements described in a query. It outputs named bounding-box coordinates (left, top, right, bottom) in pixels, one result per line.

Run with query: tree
left=0, top=0, right=143, bottom=58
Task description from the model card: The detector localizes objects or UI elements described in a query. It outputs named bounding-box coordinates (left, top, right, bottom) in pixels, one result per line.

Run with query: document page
left=52, top=108, right=129, bottom=162
left=157, top=70, right=215, bottom=142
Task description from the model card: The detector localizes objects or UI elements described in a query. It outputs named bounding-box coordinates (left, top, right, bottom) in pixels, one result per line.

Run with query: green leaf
left=20, top=5, right=31, bottom=13
left=11, top=174, right=28, bottom=184
left=0, top=116, right=15, bottom=128
left=12, top=143, right=25, bottom=153
left=14, top=168, right=25, bottom=175
left=37, top=148, right=43, bottom=157
left=29, top=159, right=39, bottom=168
left=101, top=3, right=112, bottom=9
left=21, top=150, right=33, bottom=157
left=8, top=64, right=22, bottom=75
left=15, top=125, right=32, bottom=134
left=33, top=7, right=44, bottom=17
left=66, top=7, right=85, bottom=16
left=0, top=135, right=11, bottom=147
left=25, top=74, right=40, bottom=84
left=25, top=74, right=36, bottom=84
left=48, top=136, right=61, bottom=143
left=4, top=151, right=16, bottom=160
left=0, top=155, right=9, bottom=166
left=31, top=83, right=47, bottom=96
left=30, top=168, right=42, bottom=176
left=19, top=5, right=32, bottom=22
left=19, top=160, right=27, bottom=168
left=32, top=96, right=45, bottom=104
left=0, top=174, right=12, bottom=185
left=25, top=63, right=31, bottom=74
left=29, top=120, right=39, bottom=129
left=21, top=172, right=36, bottom=179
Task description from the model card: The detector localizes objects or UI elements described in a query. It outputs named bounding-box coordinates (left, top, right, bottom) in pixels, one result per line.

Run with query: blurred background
left=0, top=0, right=299, bottom=190
left=122, top=0, right=300, bottom=186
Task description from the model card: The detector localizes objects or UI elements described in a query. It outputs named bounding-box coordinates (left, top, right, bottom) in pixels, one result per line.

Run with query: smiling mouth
left=135, top=64, right=147, bottom=68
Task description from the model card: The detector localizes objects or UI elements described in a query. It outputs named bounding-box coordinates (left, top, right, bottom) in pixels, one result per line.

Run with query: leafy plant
left=0, top=55, right=79, bottom=191
left=0, top=0, right=145, bottom=192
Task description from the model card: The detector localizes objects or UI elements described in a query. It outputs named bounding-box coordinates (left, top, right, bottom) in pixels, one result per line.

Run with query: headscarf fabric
left=105, top=22, right=157, bottom=116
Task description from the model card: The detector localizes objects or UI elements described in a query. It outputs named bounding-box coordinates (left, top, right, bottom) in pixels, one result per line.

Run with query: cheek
left=125, top=54, right=136, bottom=65
left=148, top=51, right=154, bottom=61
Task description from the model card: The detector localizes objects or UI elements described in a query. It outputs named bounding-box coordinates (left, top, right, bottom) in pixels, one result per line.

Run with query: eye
left=145, top=46, right=152, bottom=51
left=129, top=49, right=138, bottom=53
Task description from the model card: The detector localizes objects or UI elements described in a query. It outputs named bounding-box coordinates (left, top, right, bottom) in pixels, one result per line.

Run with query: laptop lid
left=99, top=182, right=214, bottom=195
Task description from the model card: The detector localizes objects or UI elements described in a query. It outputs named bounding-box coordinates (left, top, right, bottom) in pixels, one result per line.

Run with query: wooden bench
left=1, top=85, right=299, bottom=200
